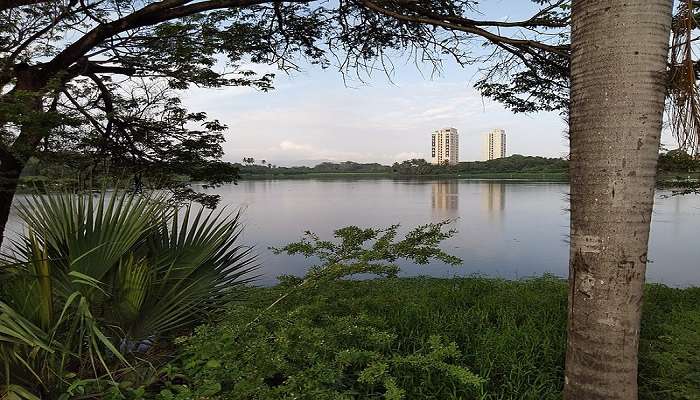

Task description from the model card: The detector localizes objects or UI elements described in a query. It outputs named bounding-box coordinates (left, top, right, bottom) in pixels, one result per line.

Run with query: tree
left=658, top=149, right=700, bottom=174
left=0, top=3, right=693, bottom=396
left=0, top=0, right=572, bottom=246
left=0, top=189, right=257, bottom=398
left=337, top=3, right=698, bottom=396
left=563, top=1, right=673, bottom=398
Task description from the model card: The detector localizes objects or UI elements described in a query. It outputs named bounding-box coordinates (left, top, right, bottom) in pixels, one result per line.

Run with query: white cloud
left=279, top=140, right=314, bottom=151
left=181, top=67, right=568, bottom=166
left=392, top=152, right=425, bottom=161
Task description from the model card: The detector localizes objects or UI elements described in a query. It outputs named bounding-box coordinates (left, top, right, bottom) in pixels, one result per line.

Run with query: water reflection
left=431, top=181, right=459, bottom=216
left=482, top=182, right=506, bottom=221
left=3, top=180, right=699, bottom=287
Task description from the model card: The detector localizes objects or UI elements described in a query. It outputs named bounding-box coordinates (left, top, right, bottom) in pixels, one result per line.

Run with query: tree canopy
left=0, top=0, right=698, bottom=237
left=0, top=0, right=571, bottom=174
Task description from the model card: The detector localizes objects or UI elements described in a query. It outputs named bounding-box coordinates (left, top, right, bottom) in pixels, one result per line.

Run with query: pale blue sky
left=180, top=1, right=672, bottom=166
left=183, top=64, right=569, bottom=165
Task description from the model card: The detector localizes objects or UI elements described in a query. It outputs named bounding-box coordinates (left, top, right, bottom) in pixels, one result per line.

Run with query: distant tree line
left=19, top=152, right=699, bottom=185
left=236, top=152, right=698, bottom=177
left=391, top=155, right=570, bottom=176
left=238, top=161, right=393, bottom=175
left=657, top=149, right=700, bottom=174
left=238, top=155, right=570, bottom=176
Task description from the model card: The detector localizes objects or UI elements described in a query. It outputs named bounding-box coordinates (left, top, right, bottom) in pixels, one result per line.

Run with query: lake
left=5, top=179, right=700, bottom=286
left=199, top=178, right=699, bottom=287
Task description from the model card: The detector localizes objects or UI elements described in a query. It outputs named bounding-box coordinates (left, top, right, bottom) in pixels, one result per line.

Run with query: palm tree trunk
left=564, top=1, right=673, bottom=399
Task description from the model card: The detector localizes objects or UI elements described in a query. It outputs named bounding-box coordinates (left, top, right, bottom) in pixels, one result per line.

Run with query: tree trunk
left=0, top=156, right=23, bottom=248
left=0, top=73, right=49, bottom=248
left=564, top=1, right=673, bottom=399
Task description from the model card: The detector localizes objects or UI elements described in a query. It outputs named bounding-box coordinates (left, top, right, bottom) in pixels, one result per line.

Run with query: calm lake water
left=6, top=179, right=700, bottom=287
left=198, top=179, right=699, bottom=287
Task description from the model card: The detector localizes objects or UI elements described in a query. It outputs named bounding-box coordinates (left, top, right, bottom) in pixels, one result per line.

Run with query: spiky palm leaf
left=120, top=206, right=258, bottom=340
left=0, top=189, right=256, bottom=398
left=16, top=190, right=166, bottom=283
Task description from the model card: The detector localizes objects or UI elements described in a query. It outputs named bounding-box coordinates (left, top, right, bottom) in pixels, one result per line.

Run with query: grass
left=165, top=276, right=699, bottom=400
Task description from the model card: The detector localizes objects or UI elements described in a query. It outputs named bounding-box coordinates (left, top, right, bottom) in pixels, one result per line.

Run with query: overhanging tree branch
left=0, top=0, right=51, bottom=11
left=42, top=0, right=298, bottom=78
left=358, top=0, right=570, bottom=58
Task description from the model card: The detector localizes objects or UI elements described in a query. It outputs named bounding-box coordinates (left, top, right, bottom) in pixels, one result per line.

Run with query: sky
left=182, top=64, right=570, bottom=166
left=179, top=1, right=672, bottom=167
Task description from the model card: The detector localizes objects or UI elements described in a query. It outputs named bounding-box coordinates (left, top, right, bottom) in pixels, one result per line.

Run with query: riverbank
left=238, top=171, right=570, bottom=181
left=237, top=171, right=700, bottom=184
left=16, top=171, right=699, bottom=188
left=167, top=277, right=699, bottom=400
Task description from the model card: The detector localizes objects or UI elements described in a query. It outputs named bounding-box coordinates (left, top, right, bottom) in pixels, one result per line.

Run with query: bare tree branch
left=0, top=0, right=51, bottom=11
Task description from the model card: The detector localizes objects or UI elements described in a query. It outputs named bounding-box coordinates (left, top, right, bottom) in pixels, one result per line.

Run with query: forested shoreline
left=18, top=152, right=700, bottom=188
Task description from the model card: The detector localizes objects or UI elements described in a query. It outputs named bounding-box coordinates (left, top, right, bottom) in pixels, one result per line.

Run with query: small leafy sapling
left=256, top=221, right=461, bottom=314
left=272, top=220, right=461, bottom=286
left=242, top=220, right=461, bottom=335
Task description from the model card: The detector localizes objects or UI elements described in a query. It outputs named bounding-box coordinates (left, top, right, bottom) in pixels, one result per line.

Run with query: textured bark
left=0, top=156, right=22, bottom=248
left=564, top=1, right=673, bottom=399
left=0, top=74, right=44, bottom=248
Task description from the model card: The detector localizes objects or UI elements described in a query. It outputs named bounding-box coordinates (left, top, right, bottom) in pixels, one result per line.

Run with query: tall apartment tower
left=482, top=129, right=507, bottom=160
left=431, top=128, right=459, bottom=165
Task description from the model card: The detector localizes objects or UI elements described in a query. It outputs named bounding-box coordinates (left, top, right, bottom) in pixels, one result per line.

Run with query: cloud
left=279, top=140, right=314, bottom=151
left=270, top=140, right=375, bottom=163
left=392, top=152, right=425, bottom=161
left=181, top=65, right=568, bottom=165
left=260, top=141, right=427, bottom=166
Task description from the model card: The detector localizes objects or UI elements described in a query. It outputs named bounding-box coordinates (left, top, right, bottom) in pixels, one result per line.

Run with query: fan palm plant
left=0, top=189, right=257, bottom=399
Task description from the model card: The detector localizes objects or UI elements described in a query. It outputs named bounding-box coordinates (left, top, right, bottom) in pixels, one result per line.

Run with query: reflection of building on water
left=482, top=182, right=506, bottom=220
left=432, top=181, right=459, bottom=213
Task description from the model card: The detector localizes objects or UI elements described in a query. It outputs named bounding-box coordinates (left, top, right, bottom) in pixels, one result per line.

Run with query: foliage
left=391, top=155, right=569, bottom=176
left=639, top=284, right=700, bottom=400
left=234, top=155, right=569, bottom=177
left=235, top=153, right=698, bottom=179
left=26, top=152, right=700, bottom=186
left=310, top=161, right=390, bottom=173
left=111, top=220, right=469, bottom=400
left=0, top=0, right=571, bottom=203
left=657, top=149, right=700, bottom=173
left=169, top=281, right=485, bottom=400
left=271, top=221, right=461, bottom=285
left=669, top=1, right=700, bottom=155
left=656, top=150, right=700, bottom=195
left=238, top=161, right=392, bottom=176
left=0, top=189, right=257, bottom=399
left=166, top=277, right=699, bottom=400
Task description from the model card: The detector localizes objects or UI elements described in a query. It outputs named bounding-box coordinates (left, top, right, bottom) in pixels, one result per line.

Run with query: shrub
left=172, top=290, right=483, bottom=400
left=168, top=278, right=700, bottom=400
left=0, top=189, right=257, bottom=399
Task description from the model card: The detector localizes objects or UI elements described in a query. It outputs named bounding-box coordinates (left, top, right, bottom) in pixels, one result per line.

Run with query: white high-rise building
left=482, top=129, right=507, bottom=160
left=431, top=128, right=459, bottom=165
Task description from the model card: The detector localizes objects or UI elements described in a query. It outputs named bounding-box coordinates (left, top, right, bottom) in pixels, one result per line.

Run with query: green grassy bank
left=237, top=171, right=570, bottom=181
left=164, top=277, right=700, bottom=400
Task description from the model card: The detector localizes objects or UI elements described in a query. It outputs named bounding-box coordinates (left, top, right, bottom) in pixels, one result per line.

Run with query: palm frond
left=123, top=206, right=258, bottom=339
left=1, top=189, right=256, bottom=397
